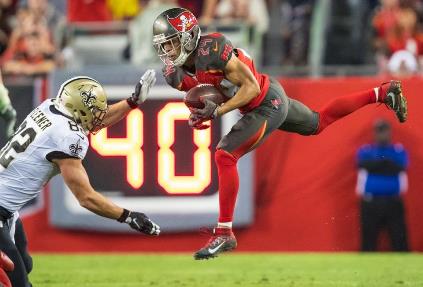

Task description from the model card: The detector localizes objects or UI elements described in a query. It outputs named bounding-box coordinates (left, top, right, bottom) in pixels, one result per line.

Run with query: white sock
left=218, top=222, right=232, bottom=229
left=374, top=87, right=379, bottom=103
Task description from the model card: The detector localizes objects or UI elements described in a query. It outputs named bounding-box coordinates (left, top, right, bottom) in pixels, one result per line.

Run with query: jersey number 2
left=0, top=121, right=37, bottom=168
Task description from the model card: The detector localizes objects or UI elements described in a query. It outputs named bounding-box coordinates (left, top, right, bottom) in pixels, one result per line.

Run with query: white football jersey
left=0, top=99, right=89, bottom=213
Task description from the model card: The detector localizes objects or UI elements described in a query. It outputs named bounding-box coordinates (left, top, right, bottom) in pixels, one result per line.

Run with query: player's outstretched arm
left=102, top=69, right=156, bottom=128
left=54, top=157, right=160, bottom=235
left=217, top=56, right=260, bottom=116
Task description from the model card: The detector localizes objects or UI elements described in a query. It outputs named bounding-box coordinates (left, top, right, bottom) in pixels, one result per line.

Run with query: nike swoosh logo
left=208, top=242, right=225, bottom=254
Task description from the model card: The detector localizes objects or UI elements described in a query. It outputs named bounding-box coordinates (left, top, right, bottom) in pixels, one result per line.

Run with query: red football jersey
left=163, top=33, right=270, bottom=113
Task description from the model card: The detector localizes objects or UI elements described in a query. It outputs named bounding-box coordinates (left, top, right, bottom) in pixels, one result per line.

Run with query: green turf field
left=30, top=253, right=423, bottom=287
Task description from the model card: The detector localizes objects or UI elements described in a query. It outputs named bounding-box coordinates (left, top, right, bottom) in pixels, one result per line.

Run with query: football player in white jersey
left=0, top=70, right=160, bottom=287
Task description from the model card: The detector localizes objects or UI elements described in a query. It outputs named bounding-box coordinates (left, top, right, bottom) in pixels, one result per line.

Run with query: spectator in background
left=67, top=0, right=112, bottom=22
left=0, top=0, right=18, bottom=55
left=356, top=119, right=409, bottom=252
left=129, top=0, right=177, bottom=66
left=106, top=0, right=141, bottom=20
left=25, top=0, right=66, bottom=52
left=199, top=0, right=269, bottom=34
left=372, top=0, right=423, bottom=75
left=280, top=0, right=314, bottom=65
left=1, top=8, right=55, bottom=76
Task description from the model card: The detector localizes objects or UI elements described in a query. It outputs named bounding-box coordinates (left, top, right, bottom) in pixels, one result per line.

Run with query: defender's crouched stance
left=0, top=71, right=160, bottom=286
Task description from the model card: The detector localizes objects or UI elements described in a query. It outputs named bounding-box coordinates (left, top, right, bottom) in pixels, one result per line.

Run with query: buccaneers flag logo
left=167, top=11, right=198, bottom=32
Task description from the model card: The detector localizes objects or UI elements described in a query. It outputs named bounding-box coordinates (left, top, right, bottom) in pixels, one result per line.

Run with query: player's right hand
left=122, top=210, right=160, bottom=236
left=127, top=69, right=157, bottom=108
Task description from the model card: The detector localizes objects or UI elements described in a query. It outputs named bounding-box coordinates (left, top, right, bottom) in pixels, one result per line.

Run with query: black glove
left=117, top=209, right=160, bottom=236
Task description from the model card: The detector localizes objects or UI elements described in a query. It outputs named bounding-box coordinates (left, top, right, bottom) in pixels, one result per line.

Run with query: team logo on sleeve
left=69, top=139, right=83, bottom=156
left=79, top=85, right=97, bottom=107
left=167, top=11, right=198, bottom=32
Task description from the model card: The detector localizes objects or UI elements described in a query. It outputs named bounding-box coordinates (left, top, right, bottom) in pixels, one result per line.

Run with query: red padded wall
left=23, top=76, right=423, bottom=252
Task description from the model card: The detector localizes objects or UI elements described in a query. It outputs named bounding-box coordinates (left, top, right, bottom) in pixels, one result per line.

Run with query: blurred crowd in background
left=0, top=0, right=423, bottom=77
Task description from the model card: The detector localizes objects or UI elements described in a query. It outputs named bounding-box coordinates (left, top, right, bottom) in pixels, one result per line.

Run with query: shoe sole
left=193, top=241, right=237, bottom=260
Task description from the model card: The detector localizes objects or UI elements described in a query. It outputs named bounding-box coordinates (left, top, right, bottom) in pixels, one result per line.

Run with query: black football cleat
left=194, top=227, right=237, bottom=260
left=379, top=80, right=408, bottom=123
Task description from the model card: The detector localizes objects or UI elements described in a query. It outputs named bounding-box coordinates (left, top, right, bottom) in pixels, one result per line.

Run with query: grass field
left=30, top=253, right=423, bottom=287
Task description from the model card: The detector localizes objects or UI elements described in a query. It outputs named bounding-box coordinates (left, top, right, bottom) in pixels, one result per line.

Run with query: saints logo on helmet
left=55, top=76, right=108, bottom=134
left=152, top=8, right=201, bottom=66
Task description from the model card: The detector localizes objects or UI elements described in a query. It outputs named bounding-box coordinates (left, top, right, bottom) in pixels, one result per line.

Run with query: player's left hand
left=127, top=69, right=157, bottom=108
left=188, top=113, right=210, bottom=130
left=191, top=98, right=219, bottom=121
left=123, top=211, right=161, bottom=236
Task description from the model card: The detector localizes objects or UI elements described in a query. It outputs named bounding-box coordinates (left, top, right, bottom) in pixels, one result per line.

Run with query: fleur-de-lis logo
left=79, top=85, right=97, bottom=107
left=69, top=139, right=83, bottom=156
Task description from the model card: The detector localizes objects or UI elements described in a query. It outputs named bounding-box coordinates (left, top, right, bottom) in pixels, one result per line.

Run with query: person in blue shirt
left=356, top=119, right=409, bottom=251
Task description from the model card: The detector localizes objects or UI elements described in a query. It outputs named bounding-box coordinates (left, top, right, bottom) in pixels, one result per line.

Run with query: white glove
left=127, top=69, right=157, bottom=108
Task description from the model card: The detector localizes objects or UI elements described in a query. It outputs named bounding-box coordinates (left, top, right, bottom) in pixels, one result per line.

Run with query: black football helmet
left=152, top=8, right=201, bottom=66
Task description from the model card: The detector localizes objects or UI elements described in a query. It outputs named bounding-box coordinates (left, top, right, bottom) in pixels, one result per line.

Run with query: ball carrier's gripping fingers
left=188, top=113, right=210, bottom=130
left=191, top=98, right=219, bottom=120
left=127, top=69, right=157, bottom=108
left=118, top=209, right=160, bottom=236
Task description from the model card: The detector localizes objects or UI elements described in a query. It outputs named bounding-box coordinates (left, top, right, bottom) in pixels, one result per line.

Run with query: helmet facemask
left=79, top=104, right=108, bottom=134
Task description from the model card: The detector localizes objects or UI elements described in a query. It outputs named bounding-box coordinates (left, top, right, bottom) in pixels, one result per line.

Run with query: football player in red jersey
left=152, top=8, right=408, bottom=260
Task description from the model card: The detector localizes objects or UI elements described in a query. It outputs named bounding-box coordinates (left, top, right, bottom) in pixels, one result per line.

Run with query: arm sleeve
left=399, top=148, right=409, bottom=170
left=54, top=133, right=89, bottom=160
left=356, top=147, right=367, bottom=168
left=209, top=34, right=234, bottom=70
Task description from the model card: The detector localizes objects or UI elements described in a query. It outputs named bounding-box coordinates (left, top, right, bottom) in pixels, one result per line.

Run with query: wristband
left=126, top=97, right=138, bottom=109
left=117, top=208, right=130, bottom=222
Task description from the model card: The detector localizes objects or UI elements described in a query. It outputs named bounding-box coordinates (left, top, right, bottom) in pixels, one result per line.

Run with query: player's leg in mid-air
left=194, top=79, right=289, bottom=260
left=279, top=80, right=407, bottom=136
left=0, top=70, right=17, bottom=139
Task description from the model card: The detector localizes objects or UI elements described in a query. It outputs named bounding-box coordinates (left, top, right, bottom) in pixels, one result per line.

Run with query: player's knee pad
left=215, top=149, right=238, bottom=167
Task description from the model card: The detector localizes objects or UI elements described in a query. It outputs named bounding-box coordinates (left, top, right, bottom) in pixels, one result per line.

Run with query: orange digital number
left=90, top=109, right=144, bottom=189
left=157, top=103, right=212, bottom=194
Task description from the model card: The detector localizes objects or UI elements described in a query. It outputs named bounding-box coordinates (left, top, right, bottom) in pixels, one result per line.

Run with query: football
left=184, top=84, right=228, bottom=109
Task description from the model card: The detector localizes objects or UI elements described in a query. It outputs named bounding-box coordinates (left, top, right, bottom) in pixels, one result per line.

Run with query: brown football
left=184, top=84, right=228, bottom=109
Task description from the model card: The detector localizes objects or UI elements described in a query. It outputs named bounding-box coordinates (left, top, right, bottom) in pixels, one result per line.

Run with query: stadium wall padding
left=23, top=76, right=423, bottom=252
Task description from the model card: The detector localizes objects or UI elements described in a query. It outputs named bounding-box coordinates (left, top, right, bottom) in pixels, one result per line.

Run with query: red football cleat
left=378, top=80, right=408, bottom=123
left=194, top=227, right=237, bottom=260
left=0, top=251, right=14, bottom=272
